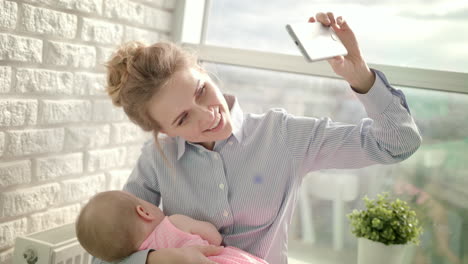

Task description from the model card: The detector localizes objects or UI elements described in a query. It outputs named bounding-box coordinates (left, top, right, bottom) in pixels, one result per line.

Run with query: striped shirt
left=92, top=69, right=422, bottom=264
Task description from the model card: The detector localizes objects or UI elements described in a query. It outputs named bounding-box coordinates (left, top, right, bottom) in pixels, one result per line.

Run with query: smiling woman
left=146, top=68, right=232, bottom=150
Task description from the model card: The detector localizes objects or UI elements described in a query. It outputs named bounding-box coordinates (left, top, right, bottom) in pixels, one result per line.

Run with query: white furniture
left=299, top=172, right=359, bottom=251
left=13, top=223, right=91, bottom=264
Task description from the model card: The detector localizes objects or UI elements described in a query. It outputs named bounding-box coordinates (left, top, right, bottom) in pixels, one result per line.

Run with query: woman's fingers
left=337, top=16, right=343, bottom=25
left=308, top=16, right=316, bottom=23
left=314, top=12, right=348, bottom=30
left=197, top=245, right=224, bottom=256
left=326, top=12, right=336, bottom=25
left=315, top=12, right=331, bottom=25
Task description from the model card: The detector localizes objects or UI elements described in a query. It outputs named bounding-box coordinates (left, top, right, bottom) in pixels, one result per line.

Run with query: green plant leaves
left=347, top=193, right=423, bottom=245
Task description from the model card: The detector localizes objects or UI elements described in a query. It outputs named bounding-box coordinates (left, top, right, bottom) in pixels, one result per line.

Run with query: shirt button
left=228, top=141, right=233, bottom=146
left=223, top=210, right=229, bottom=217
left=219, top=183, right=224, bottom=190
left=213, top=154, right=219, bottom=160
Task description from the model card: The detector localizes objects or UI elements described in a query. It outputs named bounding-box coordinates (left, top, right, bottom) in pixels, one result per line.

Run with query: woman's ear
left=136, top=205, right=156, bottom=221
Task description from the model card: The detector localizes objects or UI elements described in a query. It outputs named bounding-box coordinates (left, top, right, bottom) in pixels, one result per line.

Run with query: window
left=205, top=62, right=468, bottom=264
left=207, top=0, right=468, bottom=73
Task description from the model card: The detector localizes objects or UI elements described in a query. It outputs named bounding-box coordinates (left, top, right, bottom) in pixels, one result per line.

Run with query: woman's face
left=147, top=67, right=233, bottom=149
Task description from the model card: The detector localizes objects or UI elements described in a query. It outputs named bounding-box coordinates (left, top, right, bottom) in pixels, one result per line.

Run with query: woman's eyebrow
left=171, top=79, right=201, bottom=126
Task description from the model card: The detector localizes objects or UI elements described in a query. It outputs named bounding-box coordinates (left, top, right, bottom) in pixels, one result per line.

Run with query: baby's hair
left=105, top=41, right=199, bottom=164
left=75, top=191, right=143, bottom=262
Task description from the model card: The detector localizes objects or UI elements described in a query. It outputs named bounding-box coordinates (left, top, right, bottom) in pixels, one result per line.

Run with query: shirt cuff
left=120, top=249, right=154, bottom=264
left=354, top=69, right=410, bottom=115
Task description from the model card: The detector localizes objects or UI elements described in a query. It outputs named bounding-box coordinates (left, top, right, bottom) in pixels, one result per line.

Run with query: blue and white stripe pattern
left=93, top=69, right=422, bottom=264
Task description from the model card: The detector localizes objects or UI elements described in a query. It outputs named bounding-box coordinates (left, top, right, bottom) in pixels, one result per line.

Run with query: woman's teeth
left=209, top=117, right=220, bottom=130
left=208, top=107, right=220, bottom=130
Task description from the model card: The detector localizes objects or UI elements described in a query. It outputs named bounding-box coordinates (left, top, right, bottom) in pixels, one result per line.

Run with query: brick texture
left=0, top=0, right=175, bottom=261
left=20, top=4, right=77, bottom=39
left=0, top=66, right=11, bottom=93
left=0, top=160, right=32, bottom=188
left=0, top=184, right=60, bottom=217
left=35, top=153, right=83, bottom=181
left=29, top=204, right=81, bottom=233
left=15, top=68, right=73, bottom=94
left=0, top=34, right=42, bottom=62
left=0, top=0, right=17, bottom=30
left=5, top=128, right=64, bottom=157
left=0, top=219, right=27, bottom=250
left=0, top=100, right=38, bottom=127
left=44, top=41, right=96, bottom=68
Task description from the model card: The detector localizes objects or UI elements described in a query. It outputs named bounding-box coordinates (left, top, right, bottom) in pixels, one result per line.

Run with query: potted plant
left=347, top=193, right=423, bottom=264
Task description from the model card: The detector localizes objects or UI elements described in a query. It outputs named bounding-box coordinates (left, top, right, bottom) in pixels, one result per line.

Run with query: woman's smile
left=203, top=107, right=223, bottom=133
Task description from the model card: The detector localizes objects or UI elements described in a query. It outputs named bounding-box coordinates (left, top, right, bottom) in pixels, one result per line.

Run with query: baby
left=75, top=190, right=268, bottom=263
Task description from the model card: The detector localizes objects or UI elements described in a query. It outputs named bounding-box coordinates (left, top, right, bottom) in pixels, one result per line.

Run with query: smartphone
left=285, top=22, right=348, bottom=62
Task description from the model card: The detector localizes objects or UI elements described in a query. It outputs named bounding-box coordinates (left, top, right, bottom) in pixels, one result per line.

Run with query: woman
left=92, top=12, right=422, bottom=264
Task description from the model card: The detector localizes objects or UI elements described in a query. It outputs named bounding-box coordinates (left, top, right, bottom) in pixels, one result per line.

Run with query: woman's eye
left=178, top=114, right=187, bottom=126
left=198, top=84, right=206, bottom=96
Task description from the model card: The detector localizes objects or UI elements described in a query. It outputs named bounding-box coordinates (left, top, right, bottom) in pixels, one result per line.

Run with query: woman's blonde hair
left=105, top=41, right=198, bottom=156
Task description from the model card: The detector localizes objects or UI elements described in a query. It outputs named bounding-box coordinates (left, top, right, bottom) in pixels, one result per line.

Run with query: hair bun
left=105, top=41, right=146, bottom=107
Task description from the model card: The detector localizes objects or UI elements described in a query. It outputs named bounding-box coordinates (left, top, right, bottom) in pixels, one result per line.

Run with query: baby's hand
left=192, top=221, right=223, bottom=246
left=169, top=214, right=223, bottom=246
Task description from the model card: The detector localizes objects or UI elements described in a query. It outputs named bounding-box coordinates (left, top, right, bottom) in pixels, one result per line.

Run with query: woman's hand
left=308, top=12, right=375, bottom=93
left=146, top=245, right=224, bottom=264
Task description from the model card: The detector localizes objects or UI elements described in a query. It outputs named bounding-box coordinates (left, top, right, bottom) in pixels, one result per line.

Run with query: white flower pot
left=358, top=237, right=407, bottom=264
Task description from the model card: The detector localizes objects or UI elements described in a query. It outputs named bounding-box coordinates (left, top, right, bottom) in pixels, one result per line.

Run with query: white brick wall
left=0, top=67, right=12, bottom=93
left=0, top=218, right=27, bottom=250
left=0, top=34, right=42, bottom=62
left=15, top=68, right=74, bottom=94
left=0, top=160, right=31, bottom=187
left=36, top=153, right=83, bottom=181
left=0, top=100, right=38, bottom=126
left=21, top=4, right=78, bottom=38
left=0, top=1, right=17, bottom=30
left=5, top=128, right=64, bottom=156
left=0, top=0, right=174, bottom=261
left=0, top=183, right=60, bottom=217
left=28, top=204, right=82, bottom=233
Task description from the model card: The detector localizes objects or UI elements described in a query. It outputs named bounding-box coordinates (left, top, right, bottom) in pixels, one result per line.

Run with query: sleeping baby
left=75, top=190, right=268, bottom=263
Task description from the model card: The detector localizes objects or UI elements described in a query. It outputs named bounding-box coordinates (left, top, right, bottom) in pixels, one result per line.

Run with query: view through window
left=203, top=60, right=468, bottom=264
left=204, top=2, right=468, bottom=263
left=206, top=0, right=468, bottom=73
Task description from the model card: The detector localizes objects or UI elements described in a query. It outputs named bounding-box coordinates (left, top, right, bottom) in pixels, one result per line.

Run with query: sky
left=206, top=0, right=468, bottom=73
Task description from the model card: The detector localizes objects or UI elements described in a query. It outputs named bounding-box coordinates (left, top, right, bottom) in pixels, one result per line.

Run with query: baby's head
left=75, top=190, right=165, bottom=262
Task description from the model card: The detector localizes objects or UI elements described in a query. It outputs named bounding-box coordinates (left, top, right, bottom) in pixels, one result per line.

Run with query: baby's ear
left=136, top=205, right=155, bottom=221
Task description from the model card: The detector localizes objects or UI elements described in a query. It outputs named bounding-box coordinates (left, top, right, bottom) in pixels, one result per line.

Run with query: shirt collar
left=176, top=94, right=244, bottom=160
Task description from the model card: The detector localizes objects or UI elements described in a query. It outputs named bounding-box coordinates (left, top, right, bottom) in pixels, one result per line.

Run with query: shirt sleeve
left=281, top=69, right=422, bottom=173
left=123, top=140, right=161, bottom=206
left=91, top=249, right=153, bottom=264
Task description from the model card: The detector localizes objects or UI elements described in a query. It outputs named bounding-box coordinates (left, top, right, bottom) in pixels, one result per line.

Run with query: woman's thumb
left=328, top=56, right=344, bottom=67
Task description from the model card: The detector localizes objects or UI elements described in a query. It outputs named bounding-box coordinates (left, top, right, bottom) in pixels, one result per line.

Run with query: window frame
left=173, top=0, right=468, bottom=94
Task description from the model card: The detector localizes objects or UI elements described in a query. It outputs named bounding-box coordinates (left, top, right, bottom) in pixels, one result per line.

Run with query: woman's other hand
left=146, top=245, right=224, bottom=264
left=309, top=12, right=375, bottom=93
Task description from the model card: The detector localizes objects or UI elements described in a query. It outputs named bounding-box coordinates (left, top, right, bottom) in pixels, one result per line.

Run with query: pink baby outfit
left=138, top=216, right=268, bottom=264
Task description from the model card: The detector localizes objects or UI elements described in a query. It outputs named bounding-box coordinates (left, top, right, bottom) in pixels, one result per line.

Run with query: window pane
left=206, top=1, right=468, bottom=73
left=204, top=62, right=468, bottom=264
